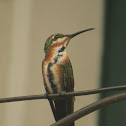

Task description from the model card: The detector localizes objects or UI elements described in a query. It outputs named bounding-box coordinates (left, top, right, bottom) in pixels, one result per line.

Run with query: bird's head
left=44, top=28, right=94, bottom=54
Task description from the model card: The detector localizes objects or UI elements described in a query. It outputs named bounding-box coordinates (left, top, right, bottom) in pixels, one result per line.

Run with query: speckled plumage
left=42, top=33, right=75, bottom=126
left=42, top=28, right=94, bottom=126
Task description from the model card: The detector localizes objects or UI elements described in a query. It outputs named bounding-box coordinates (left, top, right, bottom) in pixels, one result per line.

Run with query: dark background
left=99, top=0, right=126, bottom=125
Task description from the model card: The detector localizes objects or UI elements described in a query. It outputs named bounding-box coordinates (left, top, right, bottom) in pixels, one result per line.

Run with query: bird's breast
left=42, top=53, right=69, bottom=93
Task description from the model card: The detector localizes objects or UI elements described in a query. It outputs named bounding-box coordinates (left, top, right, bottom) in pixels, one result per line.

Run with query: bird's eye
left=54, top=35, right=59, bottom=40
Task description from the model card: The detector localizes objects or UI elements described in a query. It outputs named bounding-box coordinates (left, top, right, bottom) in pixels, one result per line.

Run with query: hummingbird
left=42, top=28, right=94, bottom=126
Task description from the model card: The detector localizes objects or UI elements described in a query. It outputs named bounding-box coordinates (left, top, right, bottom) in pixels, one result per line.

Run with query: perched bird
left=42, top=28, right=94, bottom=126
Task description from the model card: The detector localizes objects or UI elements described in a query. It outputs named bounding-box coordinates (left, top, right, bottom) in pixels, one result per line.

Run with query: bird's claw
left=44, top=92, right=48, bottom=98
left=59, top=91, right=66, bottom=96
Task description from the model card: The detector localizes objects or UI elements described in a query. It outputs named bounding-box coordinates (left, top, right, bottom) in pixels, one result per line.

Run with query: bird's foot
left=59, top=91, right=66, bottom=96
left=44, top=92, right=49, bottom=98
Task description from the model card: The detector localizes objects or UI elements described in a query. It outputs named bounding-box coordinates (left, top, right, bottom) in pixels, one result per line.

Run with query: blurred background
left=0, top=0, right=126, bottom=126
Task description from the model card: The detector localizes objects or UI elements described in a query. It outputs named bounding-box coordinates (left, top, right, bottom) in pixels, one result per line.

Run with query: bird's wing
left=48, top=60, right=75, bottom=126
left=52, top=60, right=74, bottom=119
left=60, top=60, right=74, bottom=93
left=59, top=60, right=74, bottom=116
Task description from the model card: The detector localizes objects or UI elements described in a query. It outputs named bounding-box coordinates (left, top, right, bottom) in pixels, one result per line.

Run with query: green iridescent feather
left=58, top=60, right=74, bottom=120
left=48, top=60, right=75, bottom=125
left=59, top=60, right=74, bottom=92
left=44, top=35, right=53, bottom=53
left=44, top=34, right=65, bottom=53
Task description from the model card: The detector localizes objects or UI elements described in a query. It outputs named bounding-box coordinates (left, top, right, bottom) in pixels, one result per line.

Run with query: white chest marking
left=44, top=52, right=67, bottom=93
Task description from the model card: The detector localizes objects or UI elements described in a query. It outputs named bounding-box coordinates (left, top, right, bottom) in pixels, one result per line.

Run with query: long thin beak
left=67, top=28, right=95, bottom=39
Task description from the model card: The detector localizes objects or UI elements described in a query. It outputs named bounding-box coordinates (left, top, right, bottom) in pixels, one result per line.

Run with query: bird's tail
left=49, top=96, right=74, bottom=126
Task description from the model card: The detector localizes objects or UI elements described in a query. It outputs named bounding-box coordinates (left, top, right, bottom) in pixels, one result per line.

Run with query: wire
left=0, top=85, right=126, bottom=103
